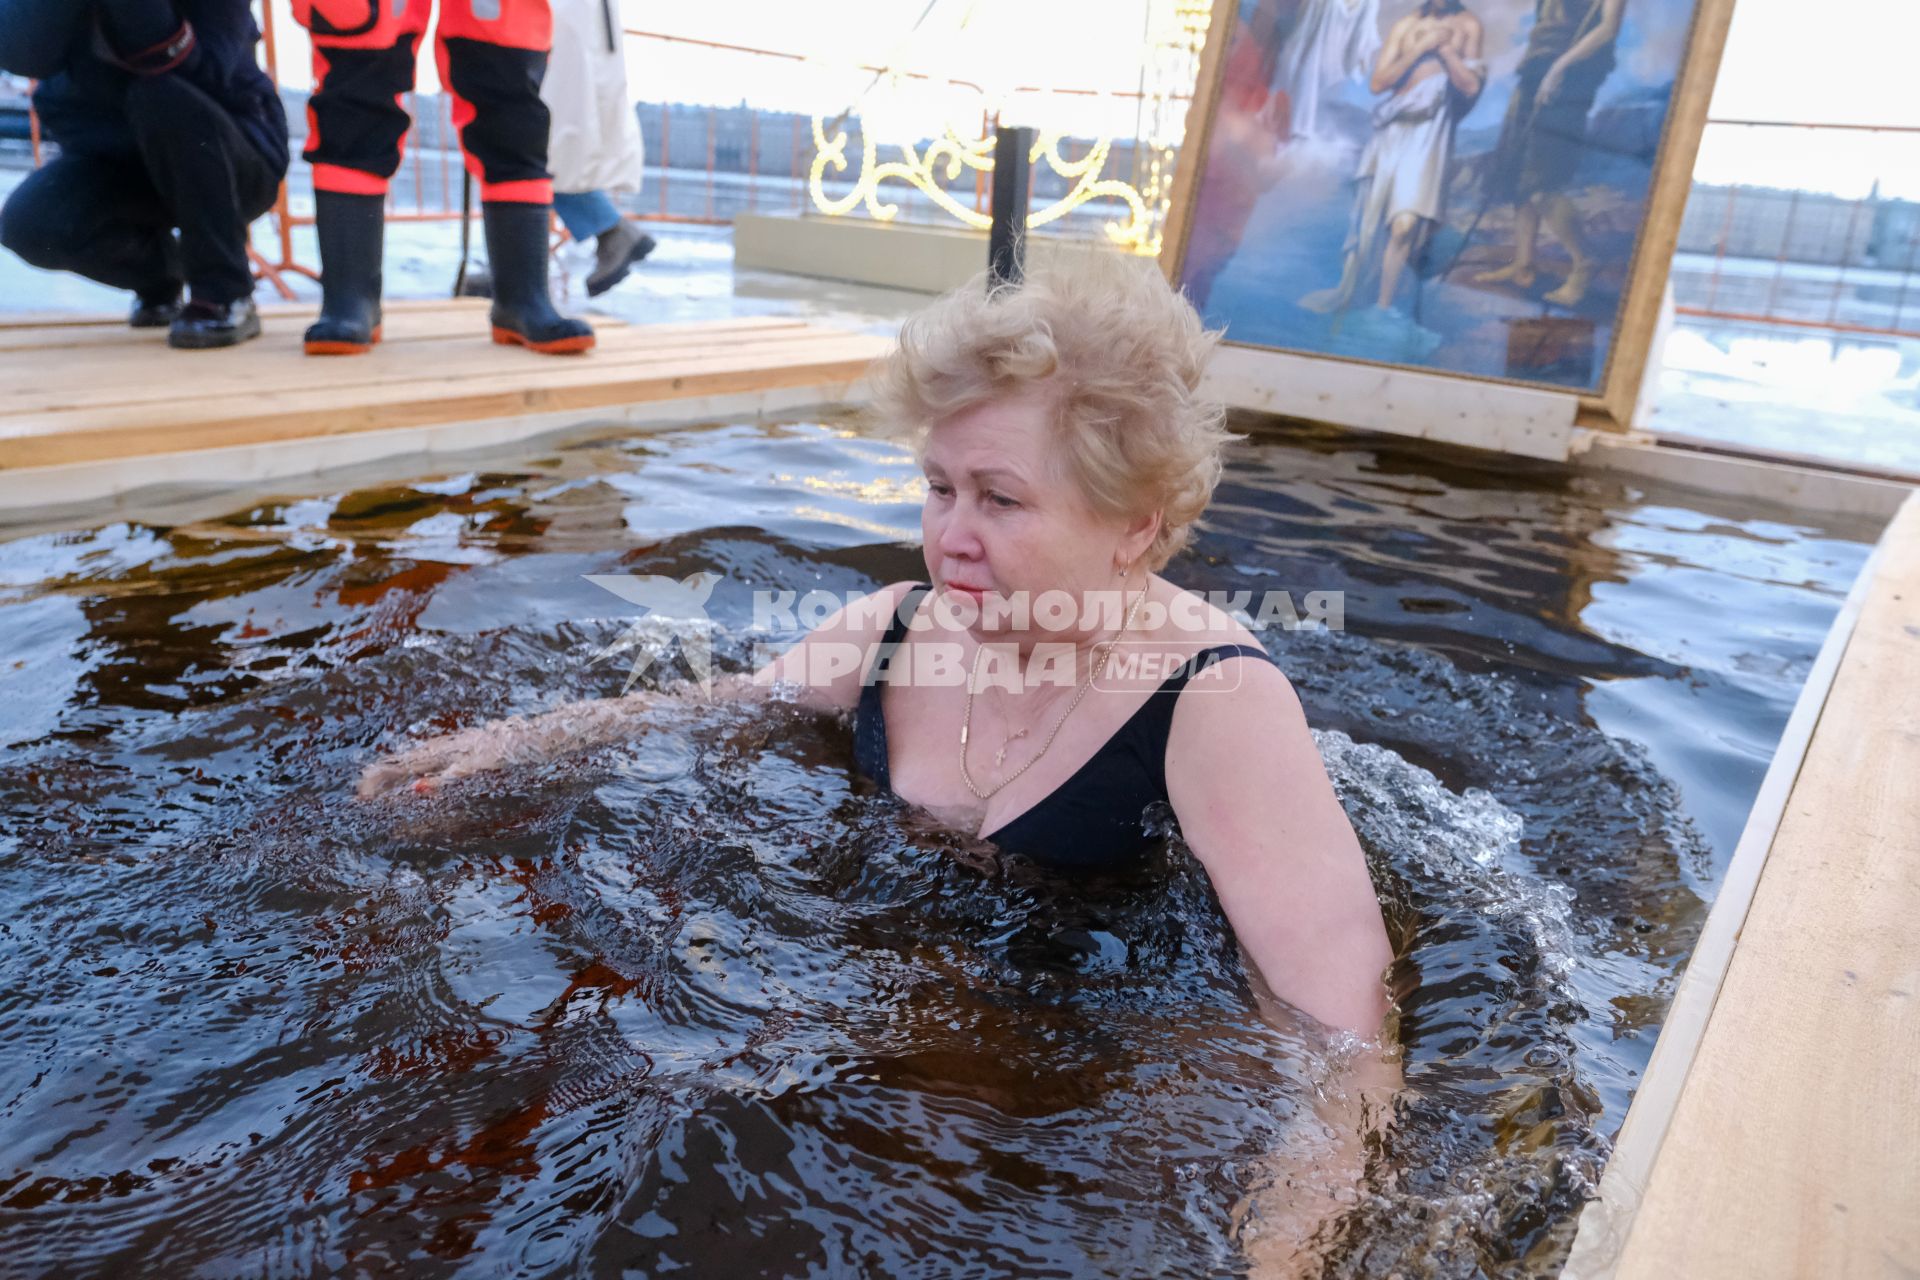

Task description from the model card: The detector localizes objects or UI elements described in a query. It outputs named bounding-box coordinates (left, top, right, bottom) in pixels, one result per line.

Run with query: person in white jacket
left=545, top=0, right=654, bottom=296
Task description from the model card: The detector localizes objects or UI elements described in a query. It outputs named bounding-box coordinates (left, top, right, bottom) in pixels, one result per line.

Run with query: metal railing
left=1673, top=119, right=1920, bottom=339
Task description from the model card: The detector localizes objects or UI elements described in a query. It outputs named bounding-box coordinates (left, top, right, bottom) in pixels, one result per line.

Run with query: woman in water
left=360, top=258, right=1399, bottom=1261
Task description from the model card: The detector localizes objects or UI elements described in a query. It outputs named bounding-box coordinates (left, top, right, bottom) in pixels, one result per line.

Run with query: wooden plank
left=1581, top=492, right=1920, bottom=1278
left=0, top=296, right=488, bottom=331
left=0, top=330, right=884, bottom=437
left=1202, top=343, right=1578, bottom=462
left=1576, top=435, right=1915, bottom=523
left=0, top=309, right=792, bottom=356
left=0, top=337, right=890, bottom=469
left=0, top=321, right=836, bottom=411
left=0, top=328, right=865, bottom=414
left=0, top=311, right=139, bottom=331
left=0, top=306, right=641, bottom=354
left=0, top=382, right=871, bottom=521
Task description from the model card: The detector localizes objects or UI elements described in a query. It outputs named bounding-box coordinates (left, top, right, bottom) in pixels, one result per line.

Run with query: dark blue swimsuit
left=852, top=584, right=1278, bottom=873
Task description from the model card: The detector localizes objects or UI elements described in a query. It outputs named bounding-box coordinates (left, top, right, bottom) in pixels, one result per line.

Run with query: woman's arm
left=1165, top=658, right=1395, bottom=1036
left=356, top=690, right=664, bottom=797
left=1235, top=1032, right=1402, bottom=1277
left=1165, top=668, right=1402, bottom=1270
left=750, top=579, right=924, bottom=714
left=355, top=581, right=924, bottom=796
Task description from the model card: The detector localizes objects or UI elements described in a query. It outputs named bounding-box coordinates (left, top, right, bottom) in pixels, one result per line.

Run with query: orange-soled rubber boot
left=303, top=191, right=385, bottom=356
left=490, top=324, right=593, bottom=354
left=481, top=200, right=595, bottom=356
left=306, top=323, right=384, bottom=356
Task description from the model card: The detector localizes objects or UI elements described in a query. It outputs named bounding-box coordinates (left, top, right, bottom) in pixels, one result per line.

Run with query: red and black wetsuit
left=295, top=0, right=557, bottom=206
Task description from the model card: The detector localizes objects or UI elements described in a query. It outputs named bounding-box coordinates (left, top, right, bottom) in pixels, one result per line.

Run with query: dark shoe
left=169, top=297, right=262, bottom=350
left=130, top=286, right=182, bottom=329
left=483, top=201, right=595, bottom=355
left=585, top=219, right=656, bottom=297
left=305, top=190, right=385, bottom=356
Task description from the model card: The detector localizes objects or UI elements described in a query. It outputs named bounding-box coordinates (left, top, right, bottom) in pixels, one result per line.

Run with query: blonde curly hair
left=867, top=252, right=1237, bottom=572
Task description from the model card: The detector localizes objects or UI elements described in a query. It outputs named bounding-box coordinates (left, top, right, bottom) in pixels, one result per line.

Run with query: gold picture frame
left=1160, top=0, right=1738, bottom=429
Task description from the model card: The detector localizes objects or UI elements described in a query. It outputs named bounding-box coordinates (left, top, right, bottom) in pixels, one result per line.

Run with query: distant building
left=1679, top=183, right=1920, bottom=272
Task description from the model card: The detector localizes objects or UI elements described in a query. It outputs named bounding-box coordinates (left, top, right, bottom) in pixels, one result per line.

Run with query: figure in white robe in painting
left=1301, top=0, right=1485, bottom=318
left=1265, top=0, right=1382, bottom=143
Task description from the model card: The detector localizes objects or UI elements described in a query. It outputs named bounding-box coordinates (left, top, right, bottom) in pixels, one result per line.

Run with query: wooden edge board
left=0, top=347, right=889, bottom=469
left=1573, top=432, right=1915, bottom=523
left=1643, top=429, right=1920, bottom=488
left=1557, top=490, right=1907, bottom=1279
left=0, top=311, right=136, bottom=331
left=0, top=334, right=892, bottom=438
left=1201, top=344, right=1580, bottom=462
left=0, top=382, right=875, bottom=526
left=0, top=297, right=493, bottom=331
left=0, top=325, right=872, bottom=413
left=0, top=309, right=637, bottom=354
left=1604, top=493, right=1920, bottom=1277
left=0, top=314, right=813, bottom=362
left=0, top=303, right=801, bottom=335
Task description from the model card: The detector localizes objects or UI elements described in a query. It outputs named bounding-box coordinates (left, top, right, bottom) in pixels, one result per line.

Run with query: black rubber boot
left=304, top=191, right=384, bottom=356
left=483, top=201, right=595, bottom=355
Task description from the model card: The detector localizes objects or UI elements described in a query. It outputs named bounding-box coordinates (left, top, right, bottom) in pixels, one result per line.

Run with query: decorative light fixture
left=806, top=0, right=1215, bottom=255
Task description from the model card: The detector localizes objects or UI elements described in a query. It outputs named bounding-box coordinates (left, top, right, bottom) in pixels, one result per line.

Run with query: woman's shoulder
left=809, top=580, right=933, bottom=648
left=1153, top=580, right=1277, bottom=662
left=757, top=580, right=934, bottom=714
left=869, top=579, right=933, bottom=625
left=1157, top=583, right=1307, bottom=764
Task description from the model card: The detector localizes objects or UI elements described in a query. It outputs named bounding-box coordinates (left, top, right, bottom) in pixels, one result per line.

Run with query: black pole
left=452, top=172, right=472, bottom=298
left=988, top=125, right=1034, bottom=289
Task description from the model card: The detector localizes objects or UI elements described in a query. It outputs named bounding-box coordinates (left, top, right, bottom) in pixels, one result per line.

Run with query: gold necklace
left=959, top=581, right=1148, bottom=802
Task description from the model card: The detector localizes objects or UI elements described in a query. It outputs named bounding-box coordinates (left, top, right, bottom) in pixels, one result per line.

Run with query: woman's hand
left=1237, top=1035, right=1402, bottom=1278
left=356, top=721, right=526, bottom=797
left=355, top=692, right=666, bottom=799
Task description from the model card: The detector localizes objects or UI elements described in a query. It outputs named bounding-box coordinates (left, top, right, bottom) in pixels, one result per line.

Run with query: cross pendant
left=994, top=729, right=1028, bottom=769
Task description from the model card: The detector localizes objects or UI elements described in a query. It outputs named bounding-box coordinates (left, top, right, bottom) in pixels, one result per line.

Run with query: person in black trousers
left=0, top=0, right=289, bottom=348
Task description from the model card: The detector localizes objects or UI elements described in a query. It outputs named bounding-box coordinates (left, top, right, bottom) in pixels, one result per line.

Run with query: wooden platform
left=1566, top=489, right=1920, bottom=1277
left=0, top=300, right=890, bottom=474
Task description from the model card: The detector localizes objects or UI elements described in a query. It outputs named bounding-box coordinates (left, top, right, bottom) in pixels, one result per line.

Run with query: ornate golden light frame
left=808, top=119, right=1150, bottom=247
left=804, top=0, right=1214, bottom=257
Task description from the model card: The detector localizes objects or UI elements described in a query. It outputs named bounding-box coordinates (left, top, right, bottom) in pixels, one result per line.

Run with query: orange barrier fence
left=1674, top=119, right=1920, bottom=339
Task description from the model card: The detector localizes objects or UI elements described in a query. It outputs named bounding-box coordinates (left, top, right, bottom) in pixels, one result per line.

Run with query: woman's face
left=919, top=396, right=1152, bottom=642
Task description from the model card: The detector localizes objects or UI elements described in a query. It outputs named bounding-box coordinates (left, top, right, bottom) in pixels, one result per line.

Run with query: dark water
left=0, top=416, right=1876, bottom=1277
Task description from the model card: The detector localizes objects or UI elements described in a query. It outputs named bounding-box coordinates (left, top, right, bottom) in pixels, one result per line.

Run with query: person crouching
left=0, top=0, right=289, bottom=348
